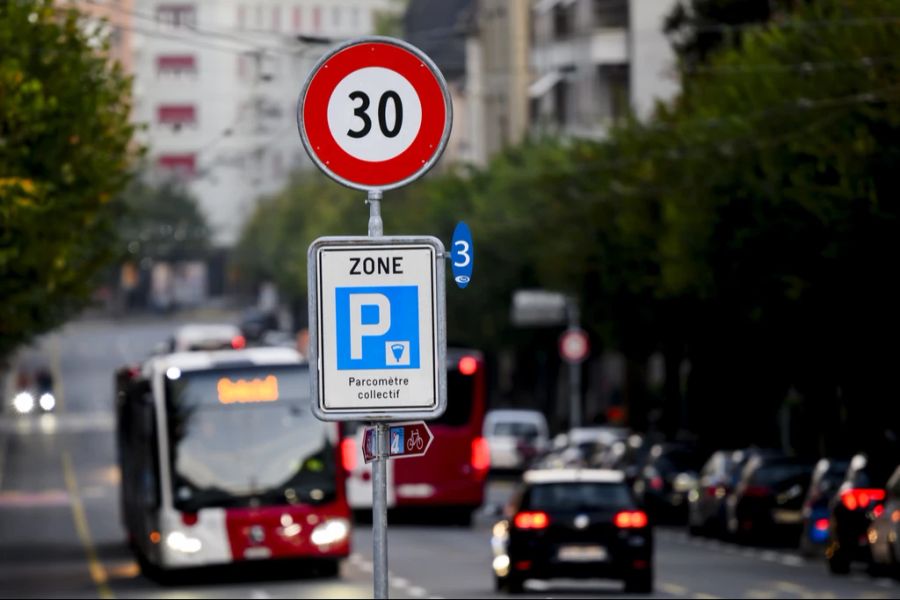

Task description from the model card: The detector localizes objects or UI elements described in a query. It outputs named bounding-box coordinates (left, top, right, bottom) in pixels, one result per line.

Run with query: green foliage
left=0, top=1, right=136, bottom=360
left=118, top=178, right=211, bottom=263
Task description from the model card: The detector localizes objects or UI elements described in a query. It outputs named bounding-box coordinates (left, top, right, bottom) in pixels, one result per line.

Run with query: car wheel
left=624, top=571, right=654, bottom=594
left=827, top=544, right=851, bottom=575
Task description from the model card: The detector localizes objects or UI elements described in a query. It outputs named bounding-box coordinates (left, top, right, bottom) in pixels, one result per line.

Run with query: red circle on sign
left=559, top=329, right=590, bottom=364
left=299, top=39, right=451, bottom=190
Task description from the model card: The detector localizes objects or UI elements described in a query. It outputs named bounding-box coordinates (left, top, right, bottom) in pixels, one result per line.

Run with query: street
left=0, top=317, right=896, bottom=599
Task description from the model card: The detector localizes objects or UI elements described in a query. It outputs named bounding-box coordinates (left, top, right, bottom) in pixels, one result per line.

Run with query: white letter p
left=349, top=293, right=391, bottom=360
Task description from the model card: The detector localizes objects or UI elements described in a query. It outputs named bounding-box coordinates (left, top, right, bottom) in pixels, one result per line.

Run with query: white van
left=483, top=409, right=550, bottom=471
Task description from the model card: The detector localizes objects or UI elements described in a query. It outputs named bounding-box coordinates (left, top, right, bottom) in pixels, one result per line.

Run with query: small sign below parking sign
left=308, top=236, right=447, bottom=421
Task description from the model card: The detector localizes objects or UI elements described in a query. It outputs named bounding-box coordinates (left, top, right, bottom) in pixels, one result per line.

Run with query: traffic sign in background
left=308, top=236, right=447, bottom=421
left=559, top=328, right=590, bottom=364
left=297, top=37, right=452, bottom=191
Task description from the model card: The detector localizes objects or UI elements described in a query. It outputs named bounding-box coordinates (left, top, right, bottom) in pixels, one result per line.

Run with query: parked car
left=726, top=455, right=815, bottom=543
left=800, top=458, right=850, bottom=556
left=161, top=323, right=246, bottom=353
left=868, top=465, right=900, bottom=577
left=483, top=409, right=550, bottom=472
left=688, top=450, right=744, bottom=537
left=594, top=434, right=650, bottom=485
left=490, top=469, right=653, bottom=594
left=828, top=453, right=896, bottom=574
left=239, top=307, right=279, bottom=342
left=633, top=443, right=707, bottom=523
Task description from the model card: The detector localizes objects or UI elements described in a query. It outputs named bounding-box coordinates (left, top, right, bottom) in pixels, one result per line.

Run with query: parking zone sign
left=308, top=236, right=447, bottom=421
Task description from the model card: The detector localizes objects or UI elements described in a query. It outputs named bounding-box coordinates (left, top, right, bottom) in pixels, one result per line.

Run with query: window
left=312, top=5, right=321, bottom=32
left=157, top=104, right=197, bottom=129
left=156, top=55, right=197, bottom=77
left=255, top=4, right=263, bottom=28
left=156, top=4, right=196, bottom=28
left=332, top=6, right=341, bottom=28
left=292, top=6, right=302, bottom=32
left=272, top=6, right=281, bottom=31
left=237, top=4, right=246, bottom=30
left=157, top=154, right=196, bottom=176
left=350, top=7, right=359, bottom=30
left=552, top=3, right=574, bottom=38
left=593, top=0, right=628, bottom=29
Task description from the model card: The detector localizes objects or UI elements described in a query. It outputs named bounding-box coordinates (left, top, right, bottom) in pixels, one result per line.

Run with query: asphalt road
left=0, top=316, right=897, bottom=599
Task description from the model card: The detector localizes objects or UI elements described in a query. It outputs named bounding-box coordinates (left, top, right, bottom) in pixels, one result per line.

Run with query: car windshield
left=752, top=463, right=812, bottom=486
left=494, top=421, right=540, bottom=438
left=165, top=365, right=336, bottom=512
left=525, top=482, right=632, bottom=512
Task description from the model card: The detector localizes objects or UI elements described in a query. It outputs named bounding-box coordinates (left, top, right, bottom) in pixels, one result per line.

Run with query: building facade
left=529, top=0, right=679, bottom=140
left=132, top=0, right=396, bottom=246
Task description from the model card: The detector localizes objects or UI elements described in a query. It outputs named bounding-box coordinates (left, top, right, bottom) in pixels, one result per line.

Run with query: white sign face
left=308, top=237, right=447, bottom=421
left=327, top=67, right=424, bottom=162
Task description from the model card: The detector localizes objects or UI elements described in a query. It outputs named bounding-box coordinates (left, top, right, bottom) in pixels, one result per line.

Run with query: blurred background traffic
left=2, top=0, right=900, bottom=597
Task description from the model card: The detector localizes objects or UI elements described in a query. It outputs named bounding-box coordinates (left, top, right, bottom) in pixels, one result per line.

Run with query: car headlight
left=166, top=531, right=202, bottom=554
left=39, top=393, right=56, bottom=411
left=492, top=554, right=510, bottom=577
left=310, top=518, right=349, bottom=547
left=13, top=392, right=35, bottom=414
left=674, top=473, right=698, bottom=492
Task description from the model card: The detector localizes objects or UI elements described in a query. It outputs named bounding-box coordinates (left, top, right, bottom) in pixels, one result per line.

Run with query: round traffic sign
left=559, top=328, right=590, bottom=364
left=297, top=37, right=452, bottom=191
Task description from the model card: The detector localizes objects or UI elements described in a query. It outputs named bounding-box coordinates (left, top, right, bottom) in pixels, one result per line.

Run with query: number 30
left=347, top=91, right=403, bottom=139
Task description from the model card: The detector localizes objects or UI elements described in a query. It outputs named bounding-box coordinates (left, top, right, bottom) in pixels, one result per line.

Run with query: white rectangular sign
left=308, top=236, right=447, bottom=421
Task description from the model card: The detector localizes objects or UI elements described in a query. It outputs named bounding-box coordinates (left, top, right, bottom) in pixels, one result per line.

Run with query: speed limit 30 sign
left=297, top=37, right=452, bottom=191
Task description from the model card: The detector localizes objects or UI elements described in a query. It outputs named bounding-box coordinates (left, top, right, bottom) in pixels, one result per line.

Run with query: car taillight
left=458, top=356, right=478, bottom=376
left=814, top=518, right=829, bottom=532
left=231, top=335, right=246, bottom=349
left=615, top=510, right=649, bottom=529
left=341, top=438, right=357, bottom=472
left=705, top=486, right=720, bottom=498
left=840, top=488, right=886, bottom=511
left=743, top=485, right=772, bottom=498
left=873, top=504, right=885, bottom=518
left=649, top=476, right=664, bottom=491
left=514, top=511, right=549, bottom=529
left=181, top=512, right=198, bottom=526
left=892, top=510, right=900, bottom=523
left=471, top=436, right=490, bottom=472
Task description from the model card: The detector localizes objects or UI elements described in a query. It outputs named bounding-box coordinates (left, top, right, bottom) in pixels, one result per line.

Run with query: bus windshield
left=165, top=365, right=336, bottom=512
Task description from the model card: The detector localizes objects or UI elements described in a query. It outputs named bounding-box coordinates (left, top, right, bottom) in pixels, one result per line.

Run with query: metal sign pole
left=367, top=188, right=389, bottom=599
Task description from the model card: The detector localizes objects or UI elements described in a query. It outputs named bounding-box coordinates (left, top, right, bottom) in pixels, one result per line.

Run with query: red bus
left=342, top=348, right=490, bottom=524
left=116, top=347, right=350, bottom=576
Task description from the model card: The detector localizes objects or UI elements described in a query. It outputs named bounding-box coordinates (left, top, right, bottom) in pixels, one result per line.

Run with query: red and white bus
left=116, top=347, right=350, bottom=576
left=342, top=348, right=490, bottom=523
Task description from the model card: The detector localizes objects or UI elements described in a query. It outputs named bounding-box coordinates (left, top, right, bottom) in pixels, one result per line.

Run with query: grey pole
left=567, top=298, right=582, bottom=430
left=368, top=188, right=389, bottom=599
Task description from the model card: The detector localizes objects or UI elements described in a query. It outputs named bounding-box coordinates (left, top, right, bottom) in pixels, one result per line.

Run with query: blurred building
left=465, top=0, right=531, bottom=165
left=403, top=0, right=475, bottom=166
left=131, top=0, right=398, bottom=246
left=71, top=0, right=136, bottom=74
left=529, top=0, right=680, bottom=139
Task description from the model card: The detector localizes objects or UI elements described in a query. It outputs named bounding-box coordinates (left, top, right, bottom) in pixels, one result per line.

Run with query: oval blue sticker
left=451, top=222, right=473, bottom=289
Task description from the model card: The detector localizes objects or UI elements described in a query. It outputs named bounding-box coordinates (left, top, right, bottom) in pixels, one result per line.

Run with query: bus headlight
left=39, top=393, right=56, bottom=411
left=166, top=531, right=202, bottom=554
left=310, top=519, right=349, bottom=547
left=13, top=392, right=35, bottom=414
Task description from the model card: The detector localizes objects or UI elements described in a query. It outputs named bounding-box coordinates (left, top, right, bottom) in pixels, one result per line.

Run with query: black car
left=633, top=443, right=707, bottom=523
left=688, top=450, right=743, bottom=537
left=491, top=469, right=653, bottom=594
left=726, top=455, right=814, bottom=543
left=827, top=453, right=896, bottom=574
left=799, top=458, right=850, bottom=556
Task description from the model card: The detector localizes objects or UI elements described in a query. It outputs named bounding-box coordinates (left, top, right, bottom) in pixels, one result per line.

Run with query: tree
left=118, top=177, right=211, bottom=263
left=0, top=1, right=136, bottom=360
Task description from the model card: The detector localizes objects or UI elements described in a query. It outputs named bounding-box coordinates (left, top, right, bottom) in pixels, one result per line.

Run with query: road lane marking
left=779, top=555, right=805, bottom=567
left=407, top=586, right=427, bottom=597
left=62, top=450, right=113, bottom=599
left=776, top=581, right=809, bottom=595
left=250, top=590, right=271, bottom=599
left=660, top=582, right=689, bottom=596
left=693, top=593, right=722, bottom=599
left=392, top=577, right=410, bottom=589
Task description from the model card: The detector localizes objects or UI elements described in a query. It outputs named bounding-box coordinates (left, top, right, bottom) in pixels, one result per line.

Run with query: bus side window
left=138, top=391, right=161, bottom=510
